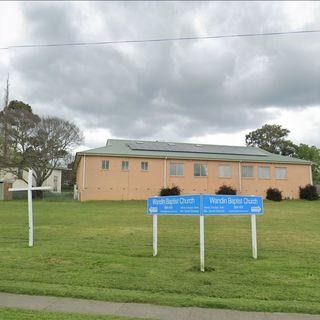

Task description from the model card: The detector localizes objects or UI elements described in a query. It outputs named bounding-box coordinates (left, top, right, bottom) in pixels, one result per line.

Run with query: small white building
left=0, top=168, right=62, bottom=192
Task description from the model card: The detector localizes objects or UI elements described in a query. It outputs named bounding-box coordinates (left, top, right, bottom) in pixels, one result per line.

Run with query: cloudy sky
left=0, top=1, right=320, bottom=152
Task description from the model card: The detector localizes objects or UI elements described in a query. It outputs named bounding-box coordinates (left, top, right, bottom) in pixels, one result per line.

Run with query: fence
left=12, top=191, right=75, bottom=201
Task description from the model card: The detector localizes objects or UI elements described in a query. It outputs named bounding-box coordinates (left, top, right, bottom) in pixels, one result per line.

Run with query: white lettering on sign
left=244, top=198, right=258, bottom=205
left=152, top=198, right=165, bottom=205
left=208, top=196, right=259, bottom=206
left=152, top=197, right=196, bottom=206
left=208, top=197, right=258, bottom=205
left=209, top=197, right=227, bottom=204
left=180, top=197, right=195, bottom=205
left=227, top=197, right=243, bottom=205
left=165, top=198, right=179, bottom=205
left=251, top=206, right=262, bottom=213
left=149, top=207, right=158, bottom=213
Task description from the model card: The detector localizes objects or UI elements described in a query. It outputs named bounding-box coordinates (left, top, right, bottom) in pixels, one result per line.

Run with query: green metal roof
left=75, top=139, right=311, bottom=169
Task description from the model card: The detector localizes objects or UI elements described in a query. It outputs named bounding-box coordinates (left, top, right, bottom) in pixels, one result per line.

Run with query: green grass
left=0, top=308, right=144, bottom=320
left=0, top=199, right=319, bottom=314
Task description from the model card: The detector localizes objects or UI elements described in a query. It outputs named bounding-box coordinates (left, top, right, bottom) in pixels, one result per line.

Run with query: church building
left=74, top=139, right=312, bottom=201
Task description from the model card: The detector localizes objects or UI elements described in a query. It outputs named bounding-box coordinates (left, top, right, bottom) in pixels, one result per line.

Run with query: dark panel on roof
left=127, top=142, right=268, bottom=156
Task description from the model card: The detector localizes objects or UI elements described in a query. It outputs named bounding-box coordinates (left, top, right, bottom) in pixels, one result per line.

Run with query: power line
left=1, top=29, right=320, bottom=50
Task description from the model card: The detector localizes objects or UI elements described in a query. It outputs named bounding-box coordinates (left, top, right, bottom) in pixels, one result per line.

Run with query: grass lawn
left=0, top=308, right=144, bottom=320
left=0, top=199, right=319, bottom=314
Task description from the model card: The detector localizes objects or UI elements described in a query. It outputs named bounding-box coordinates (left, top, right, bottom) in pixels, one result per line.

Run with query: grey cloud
left=5, top=1, right=320, bottom=143
left=20, top=2, right=80, bottom=43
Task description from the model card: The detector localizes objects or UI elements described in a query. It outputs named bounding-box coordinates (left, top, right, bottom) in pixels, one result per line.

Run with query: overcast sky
left=1, top=1, right=320, bottom=151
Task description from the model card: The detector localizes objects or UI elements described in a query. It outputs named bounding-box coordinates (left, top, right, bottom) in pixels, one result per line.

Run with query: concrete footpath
left=1, top=292, right=320, bottom=320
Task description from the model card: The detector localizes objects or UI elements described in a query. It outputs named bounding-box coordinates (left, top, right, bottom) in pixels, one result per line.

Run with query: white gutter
left=309, top=165, right=313, bottom=185
left=238, top=161, right=242, bottom=193
left=82, top=155, right=86, bottom=190
left=164, top=157, right=167, bottom=187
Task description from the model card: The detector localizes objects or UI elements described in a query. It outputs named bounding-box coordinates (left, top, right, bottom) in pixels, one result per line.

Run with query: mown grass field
left=0, top=308, right=143, bottom=320
left=0, top=199, right=319, bottom=314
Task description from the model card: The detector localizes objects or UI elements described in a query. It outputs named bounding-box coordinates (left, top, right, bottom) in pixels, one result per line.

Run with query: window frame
left=194, top=163, right=208, bottom=177
left=218, top=165, right=232, bottom=178
left=101, top=160, right=109, bottom=170
left=170, top=162, right=184, bottom=176
left=275, top=167, right=287, bottom=180
left=141, top=161, right=149, bottom=171
left=53, top=175, right=58, bottom=192
left=258, top=166, right=270, bottom=179
left=121, top=160, right=129, bottom=171
left=241, top=165, right=254, bottom=178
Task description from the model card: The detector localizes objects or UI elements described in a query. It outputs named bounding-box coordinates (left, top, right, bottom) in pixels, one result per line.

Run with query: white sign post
left=251, top=214, right=257, bottom=259
left=153, top=214, right=158, bottom=256
left=147, top=194, right=263, bottom=272
left=9, top=169, right=51, bottom=247
left=199, top=214, right=205, bottom=272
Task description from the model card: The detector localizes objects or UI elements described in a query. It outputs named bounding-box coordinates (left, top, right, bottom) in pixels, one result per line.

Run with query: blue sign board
left=202, top=195, right=263, bottom=215
left=147, top=194, right=263, bottom=215
left=147, top=195, right=200, bottom=215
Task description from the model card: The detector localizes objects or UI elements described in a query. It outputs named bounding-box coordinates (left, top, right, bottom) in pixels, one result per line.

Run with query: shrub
left=215, top=185, right=237, bottom=195
left=160, top=185, right=181, bottom=196
left=266, top=187, right=282, bottom=201
left=299, top=184, right=319, bottom=200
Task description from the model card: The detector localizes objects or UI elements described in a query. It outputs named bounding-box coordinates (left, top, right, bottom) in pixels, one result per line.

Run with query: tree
left=61, top=155, right=76, bottom=190
left=296, top=144, right=320, bottom=184
left=27, top=117, right=83, bottom=187
left=1, top=100, right=83, bottom=189
left=0, top=100, right=40, bottom=174
left=0, top=75, right=10, bottom=164
left=245, top=124, right=297, bottom=156
left=245, top=124, right=320, bottom=183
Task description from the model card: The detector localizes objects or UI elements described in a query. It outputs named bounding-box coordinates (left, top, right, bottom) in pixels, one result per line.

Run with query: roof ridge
left=73, top=139, right=311, bottom=166
left=107, top=138, right=256, bottom=149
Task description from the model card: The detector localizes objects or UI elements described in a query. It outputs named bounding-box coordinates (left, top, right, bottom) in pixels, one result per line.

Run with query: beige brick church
left=74, top=139, right=312, bottom=201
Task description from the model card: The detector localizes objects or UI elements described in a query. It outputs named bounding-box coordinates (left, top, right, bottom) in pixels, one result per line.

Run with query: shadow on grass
left=188, top=265, right=216, bottom=272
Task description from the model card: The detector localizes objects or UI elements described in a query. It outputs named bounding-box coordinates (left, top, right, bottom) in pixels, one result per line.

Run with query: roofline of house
left=74, top=151, right=311, bottom=171
left=73, top=138, right=312, bottom=170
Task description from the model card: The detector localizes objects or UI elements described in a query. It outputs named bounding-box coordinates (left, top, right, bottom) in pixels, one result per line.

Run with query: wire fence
left=12, top=191, right=75, bottom=201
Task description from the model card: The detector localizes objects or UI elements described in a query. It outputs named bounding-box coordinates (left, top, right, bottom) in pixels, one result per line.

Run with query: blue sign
left=147, top=194, right=263, bottom=215
left=202, top=195, right=263, bottom=215
left=147, top=195, right=200, bottom=215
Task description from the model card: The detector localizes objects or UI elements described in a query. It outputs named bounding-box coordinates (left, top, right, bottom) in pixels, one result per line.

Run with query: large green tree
left=245, top=124, right=297, bottom=156
left=245, top=124, right=320, bottom=184
left=0, top=100, right=39, bottom=173
left=296, top=143, right=320, bottom=183
left=0, top=100, right=83, bottom=187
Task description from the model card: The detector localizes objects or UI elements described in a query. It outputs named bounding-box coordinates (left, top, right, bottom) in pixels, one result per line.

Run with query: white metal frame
left=152, top=210, right=259, bottom=272
left=9, top=169, right=51, bottom=247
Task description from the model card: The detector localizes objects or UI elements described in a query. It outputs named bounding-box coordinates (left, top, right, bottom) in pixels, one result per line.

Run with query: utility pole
left=2, top=74, right=10, bottom=162
left=4, top=74, right=9, bottom=108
